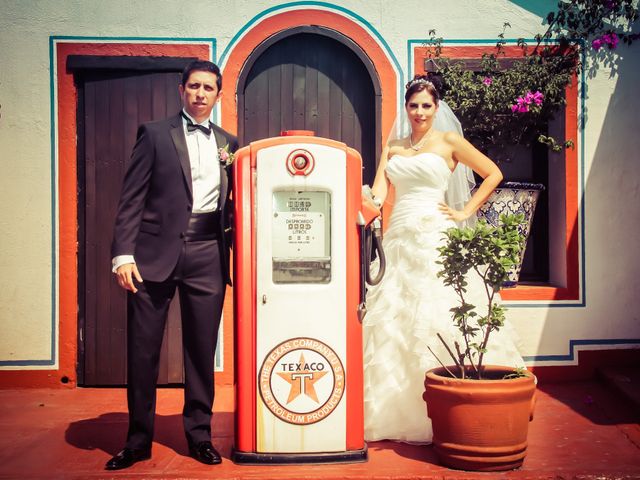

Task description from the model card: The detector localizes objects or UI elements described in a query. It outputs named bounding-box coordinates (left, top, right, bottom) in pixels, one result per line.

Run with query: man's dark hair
left=181, top=60, right=222, bottom=90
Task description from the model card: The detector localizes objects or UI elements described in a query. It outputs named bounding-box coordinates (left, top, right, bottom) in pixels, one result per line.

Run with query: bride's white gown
left=363, top=152, right=525, bottom=443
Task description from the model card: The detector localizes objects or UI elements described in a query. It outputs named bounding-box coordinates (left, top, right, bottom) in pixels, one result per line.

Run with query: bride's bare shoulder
left=388, top=137, right=407, bottom=149
left=441, top=130, right=464, bottom=145
left=385, top=139, right=408, bottom=159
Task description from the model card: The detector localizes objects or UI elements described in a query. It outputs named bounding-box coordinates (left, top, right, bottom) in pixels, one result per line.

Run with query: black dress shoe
left=105, top=447, right=151, bottom=470
left=188, top=441, right=222, bottom=465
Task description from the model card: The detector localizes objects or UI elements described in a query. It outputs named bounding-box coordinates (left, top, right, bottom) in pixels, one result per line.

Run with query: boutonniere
left=218, top=144, right=235, bottom=167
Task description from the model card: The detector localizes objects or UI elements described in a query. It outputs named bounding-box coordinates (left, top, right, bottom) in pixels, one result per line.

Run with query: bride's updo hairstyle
left=404, top=74, right=440, bottom=105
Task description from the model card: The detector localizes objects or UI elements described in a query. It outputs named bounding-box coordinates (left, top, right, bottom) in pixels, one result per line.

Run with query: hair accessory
left=407, top=77, right=434, bottom=89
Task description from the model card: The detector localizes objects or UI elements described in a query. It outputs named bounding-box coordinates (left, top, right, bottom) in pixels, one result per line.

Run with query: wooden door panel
left=241, top=32, right=376, bottom=183
left=79, top=69, right=184, bottom=386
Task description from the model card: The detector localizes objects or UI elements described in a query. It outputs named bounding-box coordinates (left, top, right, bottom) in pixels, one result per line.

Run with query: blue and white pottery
left=475, top=182, right=545, bottom=287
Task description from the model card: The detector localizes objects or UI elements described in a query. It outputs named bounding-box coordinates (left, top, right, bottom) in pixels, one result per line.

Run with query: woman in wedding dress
left=363, top=75, right=525, bottom=443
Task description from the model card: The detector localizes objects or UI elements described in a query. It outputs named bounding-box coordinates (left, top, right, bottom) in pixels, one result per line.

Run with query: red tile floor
left=0, top=378, right=638, bottom=480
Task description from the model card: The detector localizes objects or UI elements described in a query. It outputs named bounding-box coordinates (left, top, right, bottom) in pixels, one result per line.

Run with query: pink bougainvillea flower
left=512, top=96, right=529, bottom=113
left=482, top=76, right=492, bottom=86
left=593, top=32, right=619, bottom=51
left=605, top=32, right=619, bottom=49
left=511, top=90, right=542, bottom=113
left=531, top=91, right=544, bottom=105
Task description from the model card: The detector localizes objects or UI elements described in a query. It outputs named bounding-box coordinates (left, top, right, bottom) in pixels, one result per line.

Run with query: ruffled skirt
left=362, top=202, right=525, bottom=443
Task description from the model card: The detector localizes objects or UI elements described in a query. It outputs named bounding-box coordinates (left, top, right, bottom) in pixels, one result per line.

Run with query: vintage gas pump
left=232, top=131, right=382, bottom=464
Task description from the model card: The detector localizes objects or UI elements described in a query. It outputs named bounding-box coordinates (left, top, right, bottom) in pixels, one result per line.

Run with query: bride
left=363, top=74, right=525, bottom=443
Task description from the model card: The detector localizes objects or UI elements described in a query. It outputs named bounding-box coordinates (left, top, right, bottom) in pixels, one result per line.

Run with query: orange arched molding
left=219, top=9, right=398, bottom=146
left=0, top=41, right=240, bottom=388
left=414, top=46, right=580, bottom=302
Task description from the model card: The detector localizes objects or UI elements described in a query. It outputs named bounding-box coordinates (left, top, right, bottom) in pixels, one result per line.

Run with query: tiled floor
left=0, top=378, right=638, bottom=479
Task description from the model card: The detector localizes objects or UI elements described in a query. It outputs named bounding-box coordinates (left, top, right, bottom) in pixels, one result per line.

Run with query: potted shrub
left=425, top=0, right=639, bottom=285
left=423, top=213, right=536, bottom=471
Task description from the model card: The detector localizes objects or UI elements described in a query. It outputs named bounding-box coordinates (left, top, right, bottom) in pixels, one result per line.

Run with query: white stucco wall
left=0, top=0, right=638, bottom=370
left=1, top=1, right=58, bottom=367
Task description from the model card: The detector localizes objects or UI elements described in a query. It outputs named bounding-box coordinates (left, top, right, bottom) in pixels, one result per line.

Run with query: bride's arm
left=371, top=144, right=392, bottom=204
left=440, top=132, right=503, bottom=222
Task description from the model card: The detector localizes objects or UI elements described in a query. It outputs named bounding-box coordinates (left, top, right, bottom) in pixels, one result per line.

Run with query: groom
left=107, top=60, right=238, bottom=470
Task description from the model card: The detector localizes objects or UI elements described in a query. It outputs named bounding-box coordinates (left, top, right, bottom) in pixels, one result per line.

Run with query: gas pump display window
left=272, top=191, right=331, bottom=284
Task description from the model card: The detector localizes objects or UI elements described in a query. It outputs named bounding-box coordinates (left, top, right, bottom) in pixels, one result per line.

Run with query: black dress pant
left=125, top=239, right=224, bottom=449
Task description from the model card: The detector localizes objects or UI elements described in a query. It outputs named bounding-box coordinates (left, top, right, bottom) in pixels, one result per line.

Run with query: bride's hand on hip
left=438, top=202, right=471, bottom=223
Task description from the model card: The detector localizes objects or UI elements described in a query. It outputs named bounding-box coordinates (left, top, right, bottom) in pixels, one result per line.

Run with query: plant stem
left=453, top=341, right=468, bottom=379
left=428, top=346, right=458, bottom=378
left=454, top=282, right=473, bottom=376
left=474, top=266, right=494, bottom=378
left=437, top=333, right=462, bottom=370
left=475, top=265, right=496, bottom=379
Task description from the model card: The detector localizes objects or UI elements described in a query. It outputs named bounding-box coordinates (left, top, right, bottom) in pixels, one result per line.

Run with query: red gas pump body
left=232, top=133, right=368, bottom=463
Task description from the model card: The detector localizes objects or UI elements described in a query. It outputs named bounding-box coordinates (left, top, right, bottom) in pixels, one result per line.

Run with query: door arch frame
left=236, top=25, right=382, bottom=159
left=218, top=8, right=400, bottom=162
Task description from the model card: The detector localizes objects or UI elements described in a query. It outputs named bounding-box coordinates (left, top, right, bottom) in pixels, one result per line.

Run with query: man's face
left=179, top=70, right=221, bottom=123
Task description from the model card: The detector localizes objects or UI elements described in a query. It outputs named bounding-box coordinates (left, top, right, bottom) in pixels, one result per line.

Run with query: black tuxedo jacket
left=111, top=113, right=239, bottom=284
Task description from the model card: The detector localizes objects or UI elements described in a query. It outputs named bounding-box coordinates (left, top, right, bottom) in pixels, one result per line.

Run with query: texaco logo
left=259, top=337, right=345, bottom=425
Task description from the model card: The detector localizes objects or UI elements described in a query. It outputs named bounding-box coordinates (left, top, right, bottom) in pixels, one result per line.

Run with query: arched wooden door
left=238, top=26, right=381, bottom=185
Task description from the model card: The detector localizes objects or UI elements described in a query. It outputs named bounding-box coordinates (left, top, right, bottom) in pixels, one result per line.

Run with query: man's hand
left=115, top=263, right=143, bottom=293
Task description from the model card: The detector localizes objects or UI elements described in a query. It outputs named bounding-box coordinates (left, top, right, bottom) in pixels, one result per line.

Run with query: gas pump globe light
left=293, top=155, right=309, bottom=170
left=286, top=149, right=315, bottom=176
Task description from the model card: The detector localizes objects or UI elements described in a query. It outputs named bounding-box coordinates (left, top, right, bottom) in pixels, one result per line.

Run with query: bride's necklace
left=409, top=128, right=433, bottom=151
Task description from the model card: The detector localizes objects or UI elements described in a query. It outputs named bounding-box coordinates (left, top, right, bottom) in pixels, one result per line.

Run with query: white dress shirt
left=183, top=110, right=220, bottom=213
left=112, top=110, right=220, bottom=272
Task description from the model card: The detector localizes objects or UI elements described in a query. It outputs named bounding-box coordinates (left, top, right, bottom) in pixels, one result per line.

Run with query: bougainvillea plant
left=425, top=0, right=639, bottom=158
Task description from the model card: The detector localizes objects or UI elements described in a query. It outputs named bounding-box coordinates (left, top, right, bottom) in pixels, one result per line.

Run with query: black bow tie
left=181, top=112, right=213, bottom=137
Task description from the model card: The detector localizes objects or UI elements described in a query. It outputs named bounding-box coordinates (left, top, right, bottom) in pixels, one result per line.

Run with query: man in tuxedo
left=106, top=60, right=238, bottom=470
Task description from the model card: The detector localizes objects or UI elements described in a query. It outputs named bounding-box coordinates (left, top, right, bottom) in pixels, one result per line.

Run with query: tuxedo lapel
left=214, top=129, right=229, bottom=208
left=169, top=115, right=193, bottom=198
left=213, top=129, right=226, bottom=151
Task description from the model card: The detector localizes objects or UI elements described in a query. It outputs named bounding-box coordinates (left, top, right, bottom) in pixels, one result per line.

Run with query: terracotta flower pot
left=423, top=365, right=536, bottom=472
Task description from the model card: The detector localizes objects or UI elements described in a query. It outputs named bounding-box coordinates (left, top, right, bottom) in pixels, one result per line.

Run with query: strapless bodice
left=383, top=153, right=454, bottom=232
left=386, top=152, right=452, bottom=201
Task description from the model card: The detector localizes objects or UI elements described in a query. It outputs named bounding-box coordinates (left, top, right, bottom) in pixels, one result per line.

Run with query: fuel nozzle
left=361, top=185, right=382, bottom=227
left=359, top=186, right=385, bottom=288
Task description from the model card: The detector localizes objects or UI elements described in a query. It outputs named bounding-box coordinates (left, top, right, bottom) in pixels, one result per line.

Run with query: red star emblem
left=276, top=353, right=328, bottom=404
